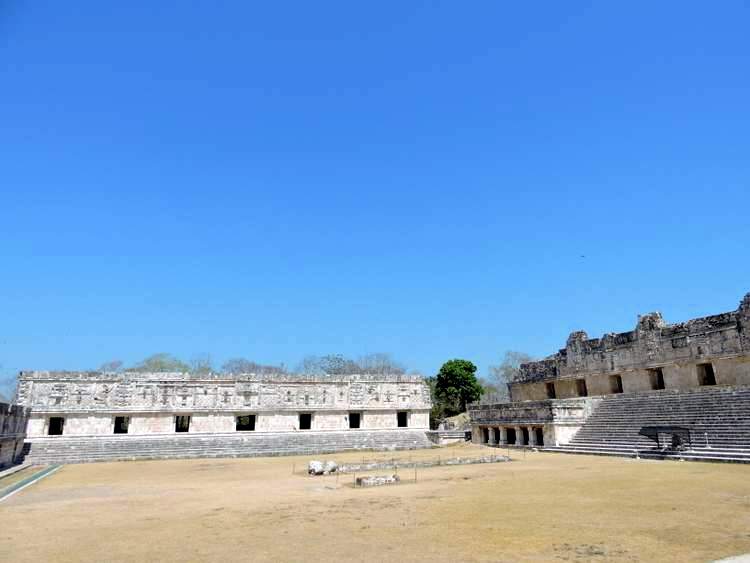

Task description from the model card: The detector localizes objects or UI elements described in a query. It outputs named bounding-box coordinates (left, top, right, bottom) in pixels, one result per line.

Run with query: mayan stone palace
left=4, top=291, right=750, bottom=465
left=469, top=292, right=750, bottom=462
left=14, top=373, right=432, bottom=464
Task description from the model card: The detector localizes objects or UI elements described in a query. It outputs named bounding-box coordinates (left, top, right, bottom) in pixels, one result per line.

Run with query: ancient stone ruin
left=355, top=474, right=400, bottom=487
left=0, top=402, right=30, bottom=470
left=308, top=460, right=338, bottom=475
left=14, top=373, right=433, bottom=464
left=469, top=292, right=750, bottom=462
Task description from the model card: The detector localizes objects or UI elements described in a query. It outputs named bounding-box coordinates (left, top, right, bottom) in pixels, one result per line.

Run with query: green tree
left=434, top=359, right=483, bottom=417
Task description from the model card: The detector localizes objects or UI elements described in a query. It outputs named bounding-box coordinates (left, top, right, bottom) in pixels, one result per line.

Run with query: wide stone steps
left=23, top=430, right=435, bottom=464
left=543, top=385, right=750, bottom=464
left=544, top=445, right=750, bottom=463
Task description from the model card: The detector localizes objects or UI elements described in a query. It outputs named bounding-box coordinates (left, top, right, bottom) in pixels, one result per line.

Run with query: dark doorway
left=175, top=415, right=191, bottom=433
left=482, top=427, right=489, bottom=444
left=236, top=415, right=256, bottom=431
left=610, top=375, right=623, bottom=394
left=349, top=412, right=361, bottom=429
left=48, top=417, right=65, bottom=436
left=397, top=411, right=408, bottom=428
left=576, top=379, right=588, bottom=397
left=521, top=427, right=530, bottom=445
left=545, top=382, right=556, bottom=399
left=493, top=427, right=501, bottom=444
left=650, top=368, right=666, bottom=390
left=506, top=427, right=517, bottom=445
left=697, top=363, right=717, bottom=386
left=299, top=413, right=312, bottom=430
left=114, top=416, right=130, bottom=434
left=535, top=427, right=544, bottom=446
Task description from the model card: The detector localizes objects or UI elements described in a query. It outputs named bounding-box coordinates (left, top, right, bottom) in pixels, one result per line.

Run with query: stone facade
left=0, top=402, right=30, bottom=469
left=512, top=292, right=750, bottom=401
left=15, top=372, right=431, bottom=438
left=469, top=292, right=750, bottom=447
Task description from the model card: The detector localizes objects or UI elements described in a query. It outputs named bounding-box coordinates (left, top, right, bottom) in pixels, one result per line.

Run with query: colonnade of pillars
left=480, top=425, right=545, bottom=447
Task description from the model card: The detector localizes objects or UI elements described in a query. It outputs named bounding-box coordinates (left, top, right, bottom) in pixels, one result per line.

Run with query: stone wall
left=468, top=397, right=599, bottom=446
left=16, top=372, right=432, bottom=438
left=0, top=402, right=30, bottom=469
left=511, top=292, right=750, bottom=400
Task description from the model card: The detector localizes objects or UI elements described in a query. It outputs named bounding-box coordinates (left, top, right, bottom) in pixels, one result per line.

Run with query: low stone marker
left=308, top=460, right=338, bottom=475
left=356, top=474, right=400, bottom=487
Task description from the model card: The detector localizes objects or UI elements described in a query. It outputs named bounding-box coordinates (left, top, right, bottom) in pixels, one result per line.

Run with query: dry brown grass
left=1, top=444, right=749, bottom=562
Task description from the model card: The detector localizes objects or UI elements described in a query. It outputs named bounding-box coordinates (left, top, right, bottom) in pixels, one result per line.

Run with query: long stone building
left=15, top=372, right=433, bottom=463
left=469, top=292, right=750, bottom=462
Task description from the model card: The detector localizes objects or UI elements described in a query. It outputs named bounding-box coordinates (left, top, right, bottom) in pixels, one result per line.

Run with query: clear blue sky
left=1, top=2, right=749, bottom=394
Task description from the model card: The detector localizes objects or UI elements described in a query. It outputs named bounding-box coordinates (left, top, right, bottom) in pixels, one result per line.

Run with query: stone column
left=487, top=427, right=496, bottom=446
left=472, top=425, right=482, bottom=444
left=499, top=427, right=507, bottom=445
left=515, top=426, right=523, bottom=446
left=528, top=426, right=537, bottom=446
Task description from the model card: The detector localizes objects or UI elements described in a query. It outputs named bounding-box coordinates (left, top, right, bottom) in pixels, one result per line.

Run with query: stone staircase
left=543, top=385, right=750, bottom=463
left=22, top=429, right=434, bottom=465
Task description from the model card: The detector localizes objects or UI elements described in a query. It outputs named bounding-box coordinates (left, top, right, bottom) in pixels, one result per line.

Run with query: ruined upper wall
left=14, top=371, right=432, bottom=413
left=0, top=402, right=30, bottom=437
left=516, top=292, right=750, bottom=383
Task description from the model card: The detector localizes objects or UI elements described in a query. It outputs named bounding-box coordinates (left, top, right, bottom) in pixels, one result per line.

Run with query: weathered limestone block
left=356, top=474, right=400, bottom=487
left=308, top=460, right=338, bottom=475
left=0, top=402, right=30, bottom=469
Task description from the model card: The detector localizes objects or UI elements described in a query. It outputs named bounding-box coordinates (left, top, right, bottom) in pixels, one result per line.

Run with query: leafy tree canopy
left=434, top=359, right=483, bottom=417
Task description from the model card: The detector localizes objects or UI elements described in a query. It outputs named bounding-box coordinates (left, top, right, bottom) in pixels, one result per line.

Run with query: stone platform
left=22, top=429, right=435, bottom=464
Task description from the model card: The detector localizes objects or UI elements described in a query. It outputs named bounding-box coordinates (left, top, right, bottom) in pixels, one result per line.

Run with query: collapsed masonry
left=469, top=292, right=750, bottom=462
left=0, top=402, right=30, bottom=470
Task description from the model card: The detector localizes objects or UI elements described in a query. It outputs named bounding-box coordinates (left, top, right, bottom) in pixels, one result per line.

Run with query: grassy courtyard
left=1, top=444, right=749, bottom=562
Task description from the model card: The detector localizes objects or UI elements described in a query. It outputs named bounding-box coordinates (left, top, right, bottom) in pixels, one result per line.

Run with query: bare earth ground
left=2, top=444, right=750, bottom=562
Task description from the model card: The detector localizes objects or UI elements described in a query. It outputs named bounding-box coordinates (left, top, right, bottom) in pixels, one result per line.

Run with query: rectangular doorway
left=506, top=427, right=517, bottom=445
left=535, top=427, right=544, bottom=446
left=545, top=382, right=556, bottom=399
left=349, top=412, right=361, bottom=429
left=649, top=368, right=666, bottom=390
left=397, top=411, right=408, bottom=428
left=48, top=417, right=65, bottom=436
left=114, top=416, right=130, bottom=434
left=493, top=427, right=501, bottom=443
left=521, top=427, right=530, bottom=445
left=175, top=415, right=191, bottom=433
left=610, top=374, right=623, bottom=394
left=299, top=413, right=312, bottom=430
left=236, top=415, right=256, bottom=431
left=576, top=379, right=588, bottom=397
left=482, top=427, right=489, bottom=444
left=697, top=363, right=717, bottom=386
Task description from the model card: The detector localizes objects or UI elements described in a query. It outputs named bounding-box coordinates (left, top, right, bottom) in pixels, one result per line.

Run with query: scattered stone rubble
left=355, top=474, right=400, bottom=487
left=308, top=460, right=338, bottom=475
left=338, top=454, right=509, bottom=473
